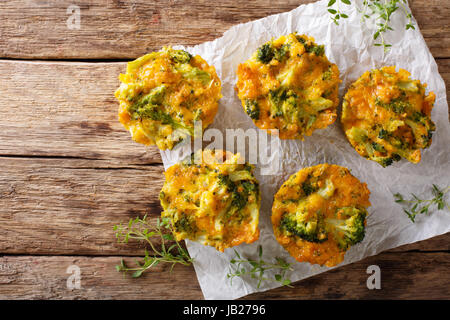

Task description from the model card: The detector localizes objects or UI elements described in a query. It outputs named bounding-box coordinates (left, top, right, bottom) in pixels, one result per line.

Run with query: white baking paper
left=159, top=0, right=450, bottom=299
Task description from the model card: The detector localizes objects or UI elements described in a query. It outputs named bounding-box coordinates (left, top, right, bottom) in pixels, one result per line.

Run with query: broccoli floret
left=128, top=87, right=194, bottom=136
left=174, top=213, right=197, bottom=235
left=257, top=43, right=275, bottom=63
left=317, top=179, right=335, bottom=199
left=322, top=66, right=333, bottom=80
left=268, top=87, right=299, bottom=121
left=397, top=80, right=419, bottom=92
left=129, top=85, right=166, bottom=111
left=217, top=174, right=235, bottom=192
left=308, top=97, right=333, bottom=111
left=372, top=142, right=386, bottom=153
left=378, top=129, right=389, bottom=139
left=307, top=44, right=325, bottom=56
left=268, top=88, right=287, bottom=118
left=280, top=211, right=328, bottom=243
left=376, top=153, right=402, bottom=167
left=169, top=49, right=192, bottom=64
left=281, top=205, right=367, bottom=250
left=176, top=63, right=211, bottom=85
left=405, top=112, right=435, bottom=148
left=306, top=114, right=317, bottom=130
left=217, top=173, right=258, bottom=215
left=347, top=127, right=394, bottom=167
left=375, top=97, right=410, bottom=114
left=245, top=99, right=260, bottom=120
left=274, top=44, right=290, bottom=62
left=326, top=207, right=367, bottom=251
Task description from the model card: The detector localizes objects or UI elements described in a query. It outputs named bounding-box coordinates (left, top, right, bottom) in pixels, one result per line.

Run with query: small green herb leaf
left=394, top=185, right=449, bottom=223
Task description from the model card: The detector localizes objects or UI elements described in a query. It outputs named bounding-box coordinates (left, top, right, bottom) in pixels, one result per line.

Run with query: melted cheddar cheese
left=272, top=164, right=371, bottom=267
left=236, top=33, right=341, bottom=139
left=342, top=66, right=436, bottom=166
left=160, top=149, right=260, bottom=252
left=115, top=47, right=222, bottom=150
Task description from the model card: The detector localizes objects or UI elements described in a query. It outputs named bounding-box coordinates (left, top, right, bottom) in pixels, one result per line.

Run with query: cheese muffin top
left=236, top=33, right=341, bottom=139
left=342, top=66, right=436, bottom=167
left=160, top=149, right=260, bottom=252
left=272, top=164, right=371, bottom=267
left=115, top=47, right=222, bottom=150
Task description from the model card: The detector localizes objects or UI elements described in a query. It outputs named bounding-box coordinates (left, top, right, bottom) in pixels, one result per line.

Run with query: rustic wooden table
left=0, top=0, right=448, bottom=300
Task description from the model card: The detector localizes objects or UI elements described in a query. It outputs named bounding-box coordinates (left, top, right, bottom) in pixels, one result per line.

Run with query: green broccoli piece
left=174, top=213, right=197, bottom=235
left=302, top=179, right=317, bottom=196
left=308, top=97, right=333, bottom=111
left=126, top=52, right=159, bottom=73
left=169, top=49, right=192, bottom=64
left=306, top=115, right=317, bottom=130
left=176, top=63, right=211, bottom=85
left=245, top=99, right=260, bottom=120
left=280, top=211, right=328, bottom=243
left=257, top=43, right=275, bottom=64
left=268, top=87, right=300, bottom=121
left=217, top=173, right=258, bottom=215
left=129, top=85, right=167, bottom=112
left=375, top=97, right=410, bottom=114
left=295, top=36, right=325, bottom=56
left=322, top=66, right=332, bottom=81
left=326, top=207, right=367, bottom=251
left=307, top=44, right=325, bottom=56
left=268, top=88, right=287, bottom=118
left=378, top=128, right=389, bottom=139
left=405, top=112, right=435, bottom=148
left=128, top=86, right=193, bottom=136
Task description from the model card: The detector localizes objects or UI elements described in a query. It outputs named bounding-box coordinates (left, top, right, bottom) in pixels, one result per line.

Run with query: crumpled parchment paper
left=159, top=0, right=450, bottom=299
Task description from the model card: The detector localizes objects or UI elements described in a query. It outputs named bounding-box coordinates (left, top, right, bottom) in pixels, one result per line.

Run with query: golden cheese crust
left=115, top=47, right=222, bottom=150
left=236, top=33, right=341, bottom=139
left=342, top=66, right=436, bottom=167
left=160, top=149, right=260, bottom=252
left=272, top=164, right=371, bottom=267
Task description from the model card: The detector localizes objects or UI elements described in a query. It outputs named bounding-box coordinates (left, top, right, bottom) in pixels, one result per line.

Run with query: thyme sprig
left=227, top=245, right=294, bottom=289
left=114, top=215, right=193, bottom=278
left=394, top=185, right=450, bottom=223
left=327, top=0, right=415, bottom=52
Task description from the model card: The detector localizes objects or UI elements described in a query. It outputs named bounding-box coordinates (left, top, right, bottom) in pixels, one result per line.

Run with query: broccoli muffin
left=272, top=164, right=371, bottom=267
left=342, top=66, right=436, bottom=167
left=236, top=33, right=341, bottom=139
left=160, top=149, right=260, bottom=252
left=115, top=47, right=222, bottom=150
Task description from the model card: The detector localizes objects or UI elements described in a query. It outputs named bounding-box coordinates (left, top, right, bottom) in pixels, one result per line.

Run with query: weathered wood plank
left=0, top=157, right=165, bottom=256
left=0, top=59, right=448, bottom=164
left=0, top=251, right=448, bottom=299
left=0, top=0, right=448, bottom=60
left=0, top=155, right=449, bottom=256
left=244, top=251, right=450, bottom=299
left=0, top=60, right=160, bottom=164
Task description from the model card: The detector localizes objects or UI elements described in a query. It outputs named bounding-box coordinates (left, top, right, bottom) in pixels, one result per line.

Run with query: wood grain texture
left=0, top=157, right=165, bottom=256
left=0, top=0, right=448, bottom=60
left=0, top=154, right=449, bottom=256
left=0, top=250, right=448, bottom=299
left=0, top=60, right=160, bottom=164
left=244, top=251, right=450, bottom=300
left=0, top=256, right=203, bottom=299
